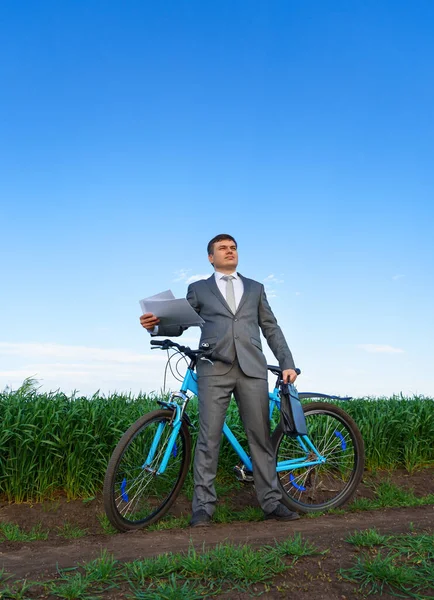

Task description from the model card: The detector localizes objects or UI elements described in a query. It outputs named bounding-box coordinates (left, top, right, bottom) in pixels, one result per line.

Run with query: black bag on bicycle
left=280, top=383, right=307, bottom=437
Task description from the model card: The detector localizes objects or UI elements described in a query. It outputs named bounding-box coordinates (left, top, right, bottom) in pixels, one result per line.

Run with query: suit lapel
left=236, top=273, right=250, bottom=314
left=205, top=275, right=233, bottom=314
left=205, top=273, right=251, bottom=315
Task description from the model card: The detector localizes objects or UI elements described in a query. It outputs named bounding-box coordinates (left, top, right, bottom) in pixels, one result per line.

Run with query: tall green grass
left=334, top=396, right=434, bottom=471
left=0, top=379, right=433, bottom=502
left=0, top=379, right=161, bottom=501
left=221, top=395, right=434, bottom=473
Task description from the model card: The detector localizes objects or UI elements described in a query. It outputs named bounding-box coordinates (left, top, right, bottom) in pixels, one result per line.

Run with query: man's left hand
left=282, top=369, right=298, bottom=384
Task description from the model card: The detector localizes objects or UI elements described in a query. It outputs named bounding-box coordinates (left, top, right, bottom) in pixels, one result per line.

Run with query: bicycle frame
left=149, top=367, right=326, bottom=476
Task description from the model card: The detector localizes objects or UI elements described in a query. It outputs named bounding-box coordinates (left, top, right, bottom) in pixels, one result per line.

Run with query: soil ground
left=1, top=468, right=433, bottom=598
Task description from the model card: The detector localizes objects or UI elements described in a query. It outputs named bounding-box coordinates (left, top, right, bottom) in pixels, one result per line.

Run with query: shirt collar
left=215, top=270, right=238, bottom=281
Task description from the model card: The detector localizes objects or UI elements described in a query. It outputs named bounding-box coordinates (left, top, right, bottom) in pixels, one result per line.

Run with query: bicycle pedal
left=233, top=465, right=254, bottom=483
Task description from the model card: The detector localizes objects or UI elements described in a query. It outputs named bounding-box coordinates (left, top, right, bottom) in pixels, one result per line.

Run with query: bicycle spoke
left=104, top=410, right=191, bottom=530
left=274, top=403, right=364, bottom=512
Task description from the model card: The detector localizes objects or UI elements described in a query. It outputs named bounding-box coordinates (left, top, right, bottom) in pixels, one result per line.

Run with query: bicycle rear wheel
left=272, top=402, right=364, bottom=513
left=103, top=409, right=192, bottom=531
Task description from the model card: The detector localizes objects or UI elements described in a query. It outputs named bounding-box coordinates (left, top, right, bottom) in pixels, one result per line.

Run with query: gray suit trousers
left=192, top=359, right=282, bottom=515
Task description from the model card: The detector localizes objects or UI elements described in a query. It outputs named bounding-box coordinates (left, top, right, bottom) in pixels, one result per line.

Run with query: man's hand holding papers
left=139, top=289, right=204, bottom=332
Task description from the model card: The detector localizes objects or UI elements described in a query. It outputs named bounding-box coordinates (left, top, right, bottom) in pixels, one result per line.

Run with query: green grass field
left=1, top=529, right=433, bottom=599
left=1, top=378, right=433, bottom=502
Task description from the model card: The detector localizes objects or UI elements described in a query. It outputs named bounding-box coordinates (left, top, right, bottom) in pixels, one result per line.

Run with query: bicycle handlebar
left=150, top=338, right=196, bottom=357
left=151, top=339, right=300, bottom=372
left=150, top=338, right=232, bottom=364
left=150, top=339, right=188, bottom=350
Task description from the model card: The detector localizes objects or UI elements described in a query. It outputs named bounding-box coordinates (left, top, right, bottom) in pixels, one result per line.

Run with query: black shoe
left=190, top=509, right=212, bottom=527
left=264, top=504, right=300, bottom=521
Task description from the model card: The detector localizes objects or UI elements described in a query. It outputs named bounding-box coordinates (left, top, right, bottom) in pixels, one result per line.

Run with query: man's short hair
left=207, top=234, right=237, bottom=255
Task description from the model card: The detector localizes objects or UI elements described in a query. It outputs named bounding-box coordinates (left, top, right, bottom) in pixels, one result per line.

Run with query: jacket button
left=234, top=318, right=238, bottom=322
left=235, top=335, right=239, bottom=339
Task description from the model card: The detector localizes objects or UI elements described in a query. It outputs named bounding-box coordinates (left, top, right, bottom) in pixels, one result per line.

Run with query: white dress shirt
left=214, top=271, right=244, bottom=310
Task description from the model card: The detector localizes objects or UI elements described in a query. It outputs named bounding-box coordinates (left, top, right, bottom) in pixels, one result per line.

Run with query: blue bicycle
left=103, top=339, right=365, bottom=531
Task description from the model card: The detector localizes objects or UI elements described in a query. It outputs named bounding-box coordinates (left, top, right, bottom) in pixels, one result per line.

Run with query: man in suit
left=140, top=234, right=299, bottom=526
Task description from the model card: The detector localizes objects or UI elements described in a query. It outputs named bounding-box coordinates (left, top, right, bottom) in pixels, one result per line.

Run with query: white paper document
left=140, top=289, right=205, bottom=327
left=141, top=289, right=175, bottom=303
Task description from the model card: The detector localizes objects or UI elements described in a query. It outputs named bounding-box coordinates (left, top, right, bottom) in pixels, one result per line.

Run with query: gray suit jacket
left=155, top=274, right=295, bottom=380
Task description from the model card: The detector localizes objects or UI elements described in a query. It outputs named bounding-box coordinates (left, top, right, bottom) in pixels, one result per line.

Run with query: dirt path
left=2, top=505, right=433, bottom=580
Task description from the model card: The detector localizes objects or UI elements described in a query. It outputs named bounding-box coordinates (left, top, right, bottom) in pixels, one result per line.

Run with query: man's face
left=208, top=239, right=238, bottom=271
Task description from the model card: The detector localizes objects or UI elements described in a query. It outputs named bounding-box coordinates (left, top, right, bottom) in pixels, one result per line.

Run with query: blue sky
left=1, top=0, right=433, bottom=398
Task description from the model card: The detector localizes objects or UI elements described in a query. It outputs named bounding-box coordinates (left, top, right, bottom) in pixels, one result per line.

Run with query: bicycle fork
left=142, top=420, right=182, bottom=475
left=143, top=394, right=191, bottom=475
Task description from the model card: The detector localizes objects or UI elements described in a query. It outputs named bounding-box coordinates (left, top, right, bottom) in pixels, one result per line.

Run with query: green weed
left=0, top=522, right=48, bottom=542
left=147, top=515, right=189, bottom=531
left=82, top=550, right=118, bottom=584
left=124, top=554, right=181, bottom=584
left=272, top=533, right=321, bottom=558
left=341, top=530, right=434, bottom=599
left=236, top=506, right=264, bottom=521
left=212, top=504, right=238, bottom=523
left=387, top=531, right=434, bottom=560
left=57, top=523, right=88, bottom=539
left=129, top=573, right=207, bottom=599
left=342, top=551, right=420, bottom=595
left=48, top=572, right=95, bottom=600
left=349, top=481, right=434, bottom=511
left=346, top=528, right=388, bottom=547
left=179, top=543, right=286, bottom=584
left=96, top=514, right=118, bottom=535
left=0, top=579, right=36, bottom=600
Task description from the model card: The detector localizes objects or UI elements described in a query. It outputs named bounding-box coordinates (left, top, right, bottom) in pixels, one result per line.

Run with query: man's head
left=207, top=234, right=238, bottom=273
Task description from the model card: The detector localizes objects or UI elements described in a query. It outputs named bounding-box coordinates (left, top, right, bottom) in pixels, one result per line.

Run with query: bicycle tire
left=272, top=402, right=365, bottom=513
left=103, top=409, right=192, bottom=531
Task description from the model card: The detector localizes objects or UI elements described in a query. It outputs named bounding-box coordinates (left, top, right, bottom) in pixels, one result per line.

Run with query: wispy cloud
left=173, top=268, right=191, bottom=282
left=0, top=342, right=175, bottom=395
left=357, top=344, right=405, bottom=354
left=186, top=274, right=209, bottom=283
left=263, top=274, right=284, bottom=284
left=264, top=287, right=277, bottom=298
left=392, top=274, right=405, bottom=280
left=263, top=274, right=284, bottom=299
left=173, top=269, right=210, bottom=284
left=0, top=342, right=166, bottom=364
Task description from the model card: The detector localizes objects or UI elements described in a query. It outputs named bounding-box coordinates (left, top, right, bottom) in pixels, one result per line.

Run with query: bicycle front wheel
left=103, top=409, right=192, bottom=531
left=272, top=402, right=364, bottom=513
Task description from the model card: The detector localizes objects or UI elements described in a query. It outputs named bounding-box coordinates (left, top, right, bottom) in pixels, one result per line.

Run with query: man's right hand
left=140, top=313, right=160, bottom=332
